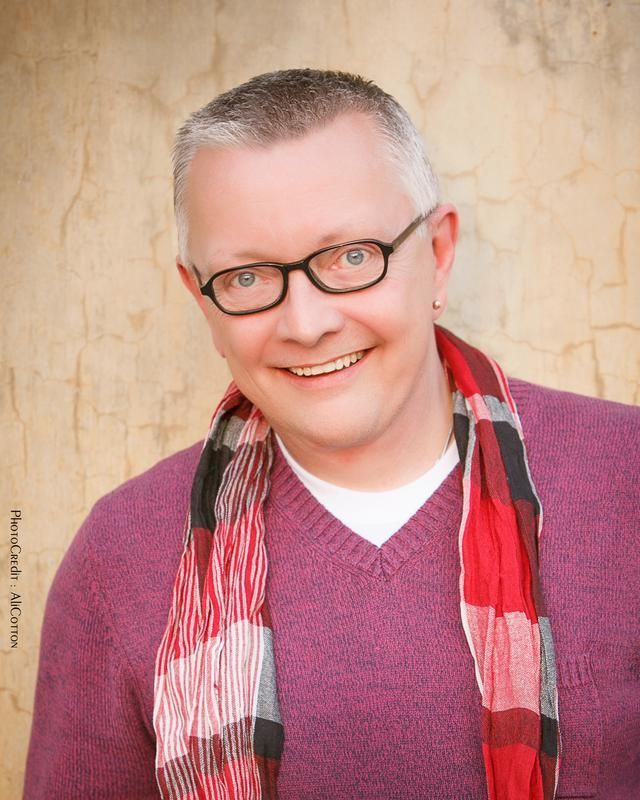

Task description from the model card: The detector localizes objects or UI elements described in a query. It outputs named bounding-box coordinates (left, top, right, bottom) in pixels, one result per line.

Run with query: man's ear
left=428, top=203, right=458, bottom=316
left=177, top=260, right=202, bottom=303
left=176, top=260, right=227, bottom=359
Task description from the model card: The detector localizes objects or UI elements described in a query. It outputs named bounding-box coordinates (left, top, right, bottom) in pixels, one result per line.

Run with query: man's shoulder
left=61, top=441, right=203, bottom=584
left=509, top=376, right=639, bottom=438
left=508, top=377, right=638, bottom=498
left=90, top=441, right=203, bottom=527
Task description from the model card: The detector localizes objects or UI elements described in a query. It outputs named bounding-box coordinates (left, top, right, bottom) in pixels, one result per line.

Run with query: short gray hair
left=173, top=68, right=440, bottom=263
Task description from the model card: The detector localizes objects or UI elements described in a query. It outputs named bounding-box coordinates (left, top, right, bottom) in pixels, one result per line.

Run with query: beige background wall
left=1, top=1, right=638, bottom=796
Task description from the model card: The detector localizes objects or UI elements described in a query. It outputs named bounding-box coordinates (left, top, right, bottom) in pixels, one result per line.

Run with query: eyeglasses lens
left=309, top=243, right=385, bottom=290
left=212, top=265, right=283, bottom=313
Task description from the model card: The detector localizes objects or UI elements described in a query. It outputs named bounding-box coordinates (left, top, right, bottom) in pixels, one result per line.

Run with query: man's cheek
left=209, top=323, right=227, bottom=358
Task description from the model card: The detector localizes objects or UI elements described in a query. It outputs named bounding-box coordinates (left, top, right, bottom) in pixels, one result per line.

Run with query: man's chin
left=272, top=417, right=381, bottom=457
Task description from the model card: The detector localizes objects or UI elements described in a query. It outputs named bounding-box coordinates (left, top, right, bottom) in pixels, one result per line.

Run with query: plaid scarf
left=153, top=327, right=560, bottom=799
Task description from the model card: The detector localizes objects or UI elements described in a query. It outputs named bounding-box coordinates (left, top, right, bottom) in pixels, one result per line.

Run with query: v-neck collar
left=266, top=444, right=463, bottom=579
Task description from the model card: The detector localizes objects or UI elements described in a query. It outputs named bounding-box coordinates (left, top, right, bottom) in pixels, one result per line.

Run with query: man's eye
left=340, top=248, right=368, bottom=267
left=232, top=271, right=258, bottom=288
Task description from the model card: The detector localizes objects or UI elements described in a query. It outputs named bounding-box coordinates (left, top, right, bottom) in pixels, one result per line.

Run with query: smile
left=287, top=350, right=365, bottom=377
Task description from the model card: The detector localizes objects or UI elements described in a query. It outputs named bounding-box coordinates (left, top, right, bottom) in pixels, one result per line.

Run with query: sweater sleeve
left=23, top=518, right=160, bottom=799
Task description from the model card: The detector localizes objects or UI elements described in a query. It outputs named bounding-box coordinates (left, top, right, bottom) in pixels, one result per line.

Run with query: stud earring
left=432, top=299, right=442, bottom=311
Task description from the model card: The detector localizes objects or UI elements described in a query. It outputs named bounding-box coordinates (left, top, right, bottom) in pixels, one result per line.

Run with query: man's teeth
left=288, top=350, right=365, bottom=377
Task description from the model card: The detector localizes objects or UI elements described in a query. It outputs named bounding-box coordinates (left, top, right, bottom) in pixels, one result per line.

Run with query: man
left=25, top=69, right=638, bottom=800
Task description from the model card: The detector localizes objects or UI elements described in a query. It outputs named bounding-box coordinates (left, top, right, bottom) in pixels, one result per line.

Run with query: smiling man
left=25, top=69, right=639, bottom=800
left=178, top=112, right=455, bottom=489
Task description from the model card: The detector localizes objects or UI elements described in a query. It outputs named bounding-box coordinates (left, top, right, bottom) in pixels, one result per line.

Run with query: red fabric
left=437, top=328, right=560, bottom=799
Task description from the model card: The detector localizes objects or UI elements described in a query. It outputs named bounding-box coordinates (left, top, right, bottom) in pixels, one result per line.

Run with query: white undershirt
left=275, top=435, right=459, bottom=547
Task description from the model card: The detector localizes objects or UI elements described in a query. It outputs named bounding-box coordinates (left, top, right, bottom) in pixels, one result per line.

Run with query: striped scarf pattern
left=153, top=327, right=559, bottom=799
left=438, top=329, right=560, bottom=799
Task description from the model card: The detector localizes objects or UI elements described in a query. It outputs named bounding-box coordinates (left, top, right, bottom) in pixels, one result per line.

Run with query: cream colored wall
left=1, top=1, right=638, bottom=796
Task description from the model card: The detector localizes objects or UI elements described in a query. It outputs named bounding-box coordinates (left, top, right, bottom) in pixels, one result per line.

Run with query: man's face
left=180, top=113, right=456, bottom=470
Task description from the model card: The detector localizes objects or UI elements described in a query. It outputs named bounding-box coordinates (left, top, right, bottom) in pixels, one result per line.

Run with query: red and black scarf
left=153, top=327, right=560, bottom=799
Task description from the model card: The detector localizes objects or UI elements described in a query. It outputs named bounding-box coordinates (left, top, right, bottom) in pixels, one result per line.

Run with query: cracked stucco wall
left=1, top=1, right=638, bottom=795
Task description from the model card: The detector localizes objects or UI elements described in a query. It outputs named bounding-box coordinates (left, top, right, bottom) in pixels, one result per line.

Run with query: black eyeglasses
left=194, top=211, right=433, bottom=316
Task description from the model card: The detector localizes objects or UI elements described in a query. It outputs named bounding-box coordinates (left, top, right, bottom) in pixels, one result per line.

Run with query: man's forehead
left=186, top=111, right=390, bottom=185
left=184, top=113, right=412, bottom=266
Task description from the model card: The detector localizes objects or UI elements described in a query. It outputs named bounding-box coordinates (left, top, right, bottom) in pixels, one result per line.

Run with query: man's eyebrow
left=203, top=223, right=380, bottom=271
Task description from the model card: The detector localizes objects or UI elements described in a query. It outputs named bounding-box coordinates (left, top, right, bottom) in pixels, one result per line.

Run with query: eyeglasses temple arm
left=190, top=264, right=206, bottom=290
left=391, top=208, right=435, bottom=250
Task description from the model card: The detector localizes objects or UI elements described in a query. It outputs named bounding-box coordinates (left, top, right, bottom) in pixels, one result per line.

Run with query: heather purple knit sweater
left=24, top=380, right=640, bottom=799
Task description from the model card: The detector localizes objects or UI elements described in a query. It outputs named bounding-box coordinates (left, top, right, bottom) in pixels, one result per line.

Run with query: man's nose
left=275, top=269, right=345, bottom=346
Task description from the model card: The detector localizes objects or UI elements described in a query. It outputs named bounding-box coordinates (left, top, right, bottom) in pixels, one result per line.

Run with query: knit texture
left=24, top=380, right=640, bottom=799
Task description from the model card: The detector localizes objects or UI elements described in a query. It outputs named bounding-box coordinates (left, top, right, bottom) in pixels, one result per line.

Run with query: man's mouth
left=286, top=350, right=366, bottom=377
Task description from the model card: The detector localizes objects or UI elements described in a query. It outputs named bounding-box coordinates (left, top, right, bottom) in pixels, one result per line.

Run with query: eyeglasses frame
left=194, top=210, right=434, bottom=316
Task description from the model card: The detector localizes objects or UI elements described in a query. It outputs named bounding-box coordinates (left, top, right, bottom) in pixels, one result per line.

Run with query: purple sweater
left=24, top=380, right=640, bottom=799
